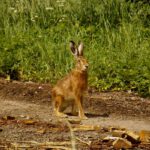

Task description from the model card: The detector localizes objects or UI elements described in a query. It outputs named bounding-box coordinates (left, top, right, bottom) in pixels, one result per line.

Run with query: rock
left=139, top=130, right=150, bottom=142
left=103, top=136, right=118, bottom=142
left=36, top=129, right=46, bottom=134
left=22, top=120, right=36, bottom=125
left=67, top=118, right=81, bottom=124
left=113, top=138, right=132, bottom=149
left=2, top=115, right=15, bottom=120
left=109, top=126, right=126, bottom=132
left=124, top=131, right=140, bottom=144
left=72, top=125, right=101, bottom=131
left=111, top=130, right=126, bottom=138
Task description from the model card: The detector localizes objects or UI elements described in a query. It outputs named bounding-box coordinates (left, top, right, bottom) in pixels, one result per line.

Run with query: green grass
left=0, top=0, right=150, bottom=97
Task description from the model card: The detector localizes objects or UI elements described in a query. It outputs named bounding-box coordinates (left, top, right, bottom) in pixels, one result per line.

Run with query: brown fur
left=51, top=41, right=88, bottom=119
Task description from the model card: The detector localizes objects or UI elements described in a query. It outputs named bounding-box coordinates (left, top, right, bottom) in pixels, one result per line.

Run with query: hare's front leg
left=75, top=96, right=87, bottom=119
left=71, top=102, right=78, bottom=116
left=54, top=95, right=68, bottom=117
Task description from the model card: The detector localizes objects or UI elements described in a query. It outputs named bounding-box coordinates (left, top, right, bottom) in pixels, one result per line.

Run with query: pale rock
left=125, top=131, right=140, bottom=144
left=113, top=138, right=132, bottom=149
left=139, top=130, right=150, bottom=142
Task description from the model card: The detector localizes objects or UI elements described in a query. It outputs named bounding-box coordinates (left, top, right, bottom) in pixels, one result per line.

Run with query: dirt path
left=0, top=79, right=150, bottom=149
left=0, top=96, right=150, bottom=132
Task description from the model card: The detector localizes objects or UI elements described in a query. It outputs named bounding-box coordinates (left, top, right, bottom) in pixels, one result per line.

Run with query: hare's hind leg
left=71, top=102, right=78, bottom=116
left=75, top=96, right=87, bottom=119
left=54, top=95, right=68, bottom=117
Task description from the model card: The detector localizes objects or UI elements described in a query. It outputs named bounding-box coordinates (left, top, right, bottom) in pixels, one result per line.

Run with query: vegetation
left=0, top=0, right=150, bottom=97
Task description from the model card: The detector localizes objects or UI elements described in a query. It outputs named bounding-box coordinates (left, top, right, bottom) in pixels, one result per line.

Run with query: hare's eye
left=78, top=59, right=81, bottom=63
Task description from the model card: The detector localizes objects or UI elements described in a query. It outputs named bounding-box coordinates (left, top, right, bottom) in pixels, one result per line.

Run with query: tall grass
left=0, top=0, right=150, bottom=96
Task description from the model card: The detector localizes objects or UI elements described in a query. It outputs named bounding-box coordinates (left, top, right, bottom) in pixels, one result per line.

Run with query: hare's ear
left=78, top=42, right=84, bottom=56
left=70, top=41, right=78, bottom=56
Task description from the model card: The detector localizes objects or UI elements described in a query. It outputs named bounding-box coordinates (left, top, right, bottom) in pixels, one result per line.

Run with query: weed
left=0, top=0, right=150, bottom=96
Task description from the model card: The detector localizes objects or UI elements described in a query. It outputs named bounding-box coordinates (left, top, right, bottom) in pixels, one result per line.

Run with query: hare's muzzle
left=83, top=64, right=88, bottom=71
left=85, top=64, right=88, bottom=69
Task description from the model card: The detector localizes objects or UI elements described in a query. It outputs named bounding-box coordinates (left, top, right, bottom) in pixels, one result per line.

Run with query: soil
left=0, top=78, right=150, bottom=149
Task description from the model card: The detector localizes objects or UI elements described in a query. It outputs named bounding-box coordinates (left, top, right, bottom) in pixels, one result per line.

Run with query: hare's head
left=70, top=41, right=88, bottom=72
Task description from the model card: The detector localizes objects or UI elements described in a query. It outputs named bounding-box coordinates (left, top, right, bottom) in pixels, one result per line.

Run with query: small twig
left=15, top=141, right=71, bottom=146
left=11, top=141, right=72, bottom=150
left=141, top=142, right=150, bottom=145
left=12, top=144, right=71, bottom=150
left=0, top=146, right=7, bottom=148
left=65, top=119, right=76, bottom=150
left=11, top=143, right=32, bottom=148
left=76, top=137, right=91, bottom=146
left=15, top=141, right=39, bottom=144
left=40, top=145, right=72, bottom=150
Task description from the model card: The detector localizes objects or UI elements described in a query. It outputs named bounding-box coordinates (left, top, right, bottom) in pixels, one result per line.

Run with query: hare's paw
left=56, top=112, right=68, bottom=118
left=80, top=115, right=88, bottom=120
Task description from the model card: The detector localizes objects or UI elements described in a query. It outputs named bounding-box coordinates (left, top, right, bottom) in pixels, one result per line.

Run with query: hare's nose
left=85, top=64, right=88, bottom=69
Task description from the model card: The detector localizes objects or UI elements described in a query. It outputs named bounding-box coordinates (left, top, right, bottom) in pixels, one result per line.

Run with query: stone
left=139, top=130, right=150, bottom=142
left=103, top=136, right=118, bottom=142
left=72, top=125, right=101, bottom=131
left=124, top=131, right=140, bottom=144
left=113, top=138, right=132, bottom=149
left=2, top=115, right=15, bottom=120
left=111, top=130, right=126, bottom=138
left=36, top=129, right=46, bottom=134
left=22, top=120, right=36, bottom=125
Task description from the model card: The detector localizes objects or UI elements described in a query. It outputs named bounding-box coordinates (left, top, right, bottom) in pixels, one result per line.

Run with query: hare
left=51, top=41, right=88, bottom=119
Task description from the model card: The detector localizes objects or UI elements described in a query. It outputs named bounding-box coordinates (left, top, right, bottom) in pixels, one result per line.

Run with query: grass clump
left=0, top=0, right=150, bottom=97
